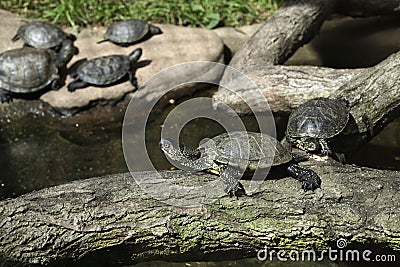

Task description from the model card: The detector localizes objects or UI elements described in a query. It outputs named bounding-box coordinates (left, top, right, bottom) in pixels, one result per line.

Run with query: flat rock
left=0, top=10, right=225, bottom=115
left=0, top=10, right=25, bottom=51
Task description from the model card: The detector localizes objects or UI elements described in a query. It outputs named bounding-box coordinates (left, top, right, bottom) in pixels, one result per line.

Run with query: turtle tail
left=11, top=34, right=20, bottom=42
left=97, top=38, right=109, bottom=44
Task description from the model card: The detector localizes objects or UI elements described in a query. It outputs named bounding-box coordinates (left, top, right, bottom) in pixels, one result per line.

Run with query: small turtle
left=286, top=97, right=350, bottom=156
left=160, top=131, right=321, bottom=197
left=67, top=48, right=142, bottom=92
left=12, top=21, right=78, bottom=67
left=12, top=21, right=76, bottom=50
left=0, top=47, right=63, bottom=103
left=97, top=19, right=162, bottom=46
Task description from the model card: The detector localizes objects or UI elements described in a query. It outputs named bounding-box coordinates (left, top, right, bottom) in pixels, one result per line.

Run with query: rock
left=0, top=10, right=24, bottom=51
left=213, top=24, right=261, bottom=55
left=0, top=10, right=225, bottom=115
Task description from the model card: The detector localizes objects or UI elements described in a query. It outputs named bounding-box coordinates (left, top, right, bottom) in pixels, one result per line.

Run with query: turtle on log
left=286, top=97, right=350, bottom=156
left=160, top=131, right=321, bottom=197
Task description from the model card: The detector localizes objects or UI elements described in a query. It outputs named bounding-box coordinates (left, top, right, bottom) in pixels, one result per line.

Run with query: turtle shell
left=104, top=19, right=150, bottom=44
left=286, top=97, right=349, bottom=139
left=76, top=55, right=130, bottom=85
left=0, top=48, right=59, bottom=93
left=201, top=131, right=292, bottom=170
left=14, top=21, right=69, bottom=49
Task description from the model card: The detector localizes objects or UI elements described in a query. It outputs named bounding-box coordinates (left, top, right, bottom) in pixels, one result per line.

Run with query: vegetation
left=0, top=0, right=284, bottom=29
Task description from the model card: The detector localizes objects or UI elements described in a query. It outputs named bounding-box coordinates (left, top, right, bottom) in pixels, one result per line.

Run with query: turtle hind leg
left=0, top=90, right=12, bottom=103
left=67, top=78, right=89, bottom=92
left=220, top=164, right=247, bottom=198
left=128, top=71, right=138, bottom=89
left=287, top=164, right=321, bottom=191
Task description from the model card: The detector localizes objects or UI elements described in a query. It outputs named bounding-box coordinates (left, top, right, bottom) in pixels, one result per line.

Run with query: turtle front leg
left=220, top=164, right=247, bottom=198
left=287, top=163, right=321, bottom=191
left=50, top=76, right=62, bottom=90
left=67, top=78, right=89, bottom=92
left=319, top=139, right=332, bottom=156
left=0, top=89, right=12, bottom=103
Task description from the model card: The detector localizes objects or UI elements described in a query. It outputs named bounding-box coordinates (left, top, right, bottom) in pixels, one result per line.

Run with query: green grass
left=0, top=0, right=284, bottom=29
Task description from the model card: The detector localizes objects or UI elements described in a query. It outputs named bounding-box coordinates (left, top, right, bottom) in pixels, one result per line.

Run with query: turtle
left=286, top=97, right=350, bottom=156
left=160, top=131, right=321, bottom=197
left=67, top=48, right=142, bottom=92
left=97, top=19, right=162, bottom=46
left=0, top=47, right=63, bottom=103
left=12, top=21, right=79, bottom=68
left=12, top=21, right=77, bottom=50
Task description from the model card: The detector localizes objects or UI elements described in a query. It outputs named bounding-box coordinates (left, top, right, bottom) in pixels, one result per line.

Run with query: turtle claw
left=226, top=182, right=246, bottom=198
left=0, top=91, right=12, bottom=103
left=301, top=179, right=321, bottom=192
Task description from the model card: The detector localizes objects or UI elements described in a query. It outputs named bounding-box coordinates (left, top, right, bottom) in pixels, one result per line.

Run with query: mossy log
left=1, top=161, right=400, bottom=266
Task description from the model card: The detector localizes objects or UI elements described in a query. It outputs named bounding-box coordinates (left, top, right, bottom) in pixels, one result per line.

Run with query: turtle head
left=149, top=25, right=163, bottom=35
left=160, top=139, right=207, bottom=170
left=160, top=139, right=179, bottom=158
left=55, top=39, right=79, bottom=68
left=296, top=138, right=320, bottom=152
left=160, top=139, right=201, bottom=160
left=128, top=48, right=142, bottom=64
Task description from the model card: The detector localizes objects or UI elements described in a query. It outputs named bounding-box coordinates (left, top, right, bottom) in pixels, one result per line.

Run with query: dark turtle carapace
left=67, top=48, right=142, bottom=92
left=0, top=47, right=63, bottom=103
left=97, top=19, right=162, bottom=46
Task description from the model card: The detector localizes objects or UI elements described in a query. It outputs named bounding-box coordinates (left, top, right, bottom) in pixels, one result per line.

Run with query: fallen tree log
left=213, top=0, right=400, bottom=116
left=0, top=161, right=399, bottom=266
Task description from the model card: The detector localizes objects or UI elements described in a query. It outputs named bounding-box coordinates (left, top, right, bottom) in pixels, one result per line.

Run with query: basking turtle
left=97, top=19, right=162, bottom=46
left=12, top=21, right=78, bottom=68
left=67, top=48, right=142, bottom=92
left=160, top=131, right=321, bottom=197
left=0, top=47, right=63, bottom=103
left=286, top=97, right=350, bottom=156
left=12, top=21, right=76, bottom=50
